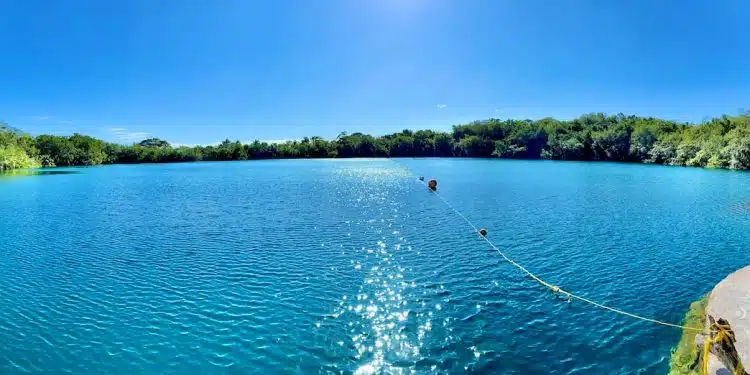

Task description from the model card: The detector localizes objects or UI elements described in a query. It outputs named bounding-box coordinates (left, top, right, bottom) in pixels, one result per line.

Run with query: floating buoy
left=479, top=228, right=487, bottom=237
left=427, top=179, right=437, bottom=191
left=419, top=176, right=424, bottom=181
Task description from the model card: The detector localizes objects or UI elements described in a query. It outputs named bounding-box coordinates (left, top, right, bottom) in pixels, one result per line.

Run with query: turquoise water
left=1, top=159, right=749, bottom=374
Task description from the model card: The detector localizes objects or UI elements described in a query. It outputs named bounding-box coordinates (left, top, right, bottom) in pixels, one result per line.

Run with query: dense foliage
left=0, top=122, right=40, bottom=170
left=2, top=113, right=750, bottom=171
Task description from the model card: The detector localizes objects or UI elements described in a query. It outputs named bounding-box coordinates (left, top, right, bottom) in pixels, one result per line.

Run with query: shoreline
left=3, top=113, right=750, bottom=172
left=4, top=156, right=750, bottom=175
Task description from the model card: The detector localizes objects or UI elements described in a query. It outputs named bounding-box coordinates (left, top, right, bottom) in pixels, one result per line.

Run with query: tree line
left=2, top=112, right=750, bottom=171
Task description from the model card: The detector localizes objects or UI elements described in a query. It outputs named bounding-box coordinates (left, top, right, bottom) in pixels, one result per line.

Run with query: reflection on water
left=0, top=169, right=80, bottom=180
left=729, top=200, right=750, bottom=213
left=321, top=164, right=446, bottom=374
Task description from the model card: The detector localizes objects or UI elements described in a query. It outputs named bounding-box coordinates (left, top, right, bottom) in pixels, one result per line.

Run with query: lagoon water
left=1, top=159, right=749, bottom=374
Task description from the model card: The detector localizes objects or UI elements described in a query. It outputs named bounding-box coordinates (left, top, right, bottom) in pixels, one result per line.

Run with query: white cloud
left=436, top=104, right=447, bottom=109
left=31, top=115, right=73, bottom=124
left=108, top=127, right=152, bottom=143
left=29, top=129, right=70, bottom=136
left=259, top=139, right=297, bottom=144
left=170, top=141, right=222, bottom=147
left=168, top=139, right=301, bottom=148
left=171, top=143, right=199, bottom=148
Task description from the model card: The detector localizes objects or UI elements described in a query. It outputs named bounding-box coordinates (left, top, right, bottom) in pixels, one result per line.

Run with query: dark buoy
left=419, top=176, right=424, bottom=181
left=479, top=228, right=488, bottom=237
left=427, top=179, right=437, bottom=191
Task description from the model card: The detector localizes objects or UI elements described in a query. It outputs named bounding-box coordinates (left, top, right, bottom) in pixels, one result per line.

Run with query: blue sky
left=1, top=0, right=749, bottom=145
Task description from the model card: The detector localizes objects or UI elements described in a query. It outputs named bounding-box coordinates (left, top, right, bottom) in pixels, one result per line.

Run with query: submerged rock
left=669, top=266, right=750, bottom=375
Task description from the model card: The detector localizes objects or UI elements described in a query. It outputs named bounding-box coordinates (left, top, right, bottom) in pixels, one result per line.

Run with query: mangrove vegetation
left=2, top=112, right=750, bottom=171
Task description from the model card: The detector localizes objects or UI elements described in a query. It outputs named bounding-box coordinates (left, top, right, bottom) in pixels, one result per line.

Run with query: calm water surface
left=1, top=159, right=749, bottom=374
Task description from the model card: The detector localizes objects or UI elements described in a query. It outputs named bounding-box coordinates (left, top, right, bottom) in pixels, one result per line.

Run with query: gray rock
left=702, top=266, right=750, bottom=374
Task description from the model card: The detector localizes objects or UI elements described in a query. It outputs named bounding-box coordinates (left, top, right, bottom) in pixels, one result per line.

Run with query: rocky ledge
left=670, top=266, right=750, bottom=375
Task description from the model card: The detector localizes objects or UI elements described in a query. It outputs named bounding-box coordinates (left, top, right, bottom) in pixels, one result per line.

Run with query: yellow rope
left=702, top=322, right=744, bottom=375
left=390, top=159, right=707, bottom=333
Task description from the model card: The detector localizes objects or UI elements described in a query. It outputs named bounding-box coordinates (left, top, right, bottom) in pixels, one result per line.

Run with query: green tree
left=0, top=144, right=39, bottom=170
left=1, top=113, right=750, bottom=171
left=138, top=138, right=171, bottom=148
left=456, top=135, right=494, bottom=157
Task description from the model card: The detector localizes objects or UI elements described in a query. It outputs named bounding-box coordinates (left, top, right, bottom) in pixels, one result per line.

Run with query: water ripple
left=0, top=160, right=748, bottom=374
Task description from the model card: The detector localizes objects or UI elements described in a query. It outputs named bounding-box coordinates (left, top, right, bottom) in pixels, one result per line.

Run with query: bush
left=0, top=144, right=40, bottom=170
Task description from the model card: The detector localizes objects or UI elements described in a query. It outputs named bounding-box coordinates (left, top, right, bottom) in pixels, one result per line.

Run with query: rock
left=704, top=349, right=728, bottom=375
left=669, top=266, right=750, bottom=375
left=669, top=296, right=709, bottom=375
left=703, top=266, right=750, bottom=374
left=696, top=317, right=745, bottom=375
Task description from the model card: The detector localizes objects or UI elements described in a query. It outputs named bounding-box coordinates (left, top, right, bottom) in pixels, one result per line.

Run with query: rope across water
left=388, top=158, right=707, bottom=333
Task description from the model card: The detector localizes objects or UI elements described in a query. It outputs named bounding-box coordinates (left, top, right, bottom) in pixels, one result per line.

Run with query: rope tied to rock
left=702, top=321, right=745, bottom=375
